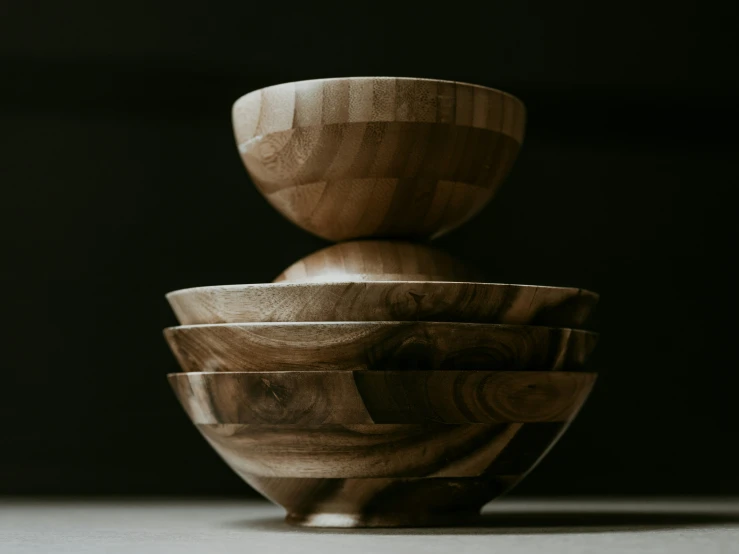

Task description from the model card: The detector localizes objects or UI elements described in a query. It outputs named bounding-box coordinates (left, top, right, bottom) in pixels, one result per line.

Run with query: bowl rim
left=232, top=76, right=525, bottom=111
left=165, top=281, right=599, bottom=300
left=166, top=369, right=598, bottom=378
left=162, top=321, right=599, bottom=337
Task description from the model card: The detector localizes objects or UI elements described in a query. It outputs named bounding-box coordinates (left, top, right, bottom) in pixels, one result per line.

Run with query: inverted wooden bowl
left=169, top=370, right=596, bottom=527
left=166, top=282, right=598, bottom=327
left=164, top=322, right=598, bottom=373
left=274, top=240, right=483, bottom=283
left=232, top=77, right=526, bottom=241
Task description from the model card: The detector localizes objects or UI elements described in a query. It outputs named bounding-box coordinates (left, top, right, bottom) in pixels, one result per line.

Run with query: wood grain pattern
left=273, top=240, right=481, bottom=283
left=168, top=370, right=596, bottom=424
left=198, top=423, right=520, bottom=478
left=232, top=77, right=526, bottom=241
left=167, top=281, right=599, bottom=328
left=164, top=322, right=598, bottom=373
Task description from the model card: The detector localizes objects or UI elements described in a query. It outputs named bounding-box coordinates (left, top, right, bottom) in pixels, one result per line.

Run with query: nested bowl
left=166, top=282, right=598, bottom=328
left=232, top=77, right=526, bottom=241
left=169, top=370, right=596, bottom=527
left=164, top=322, right=598, bottom=373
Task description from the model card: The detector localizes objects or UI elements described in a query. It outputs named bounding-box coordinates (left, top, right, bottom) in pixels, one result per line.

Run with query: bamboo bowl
left=232, top=77, right=526, bottom=241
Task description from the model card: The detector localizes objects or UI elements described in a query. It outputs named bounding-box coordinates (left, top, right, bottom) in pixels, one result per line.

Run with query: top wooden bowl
left=233, top=77, right=526, bottom=241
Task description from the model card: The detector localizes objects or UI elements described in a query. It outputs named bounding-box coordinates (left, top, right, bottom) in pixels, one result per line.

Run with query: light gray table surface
left=1, top=498, right=737, bottom=553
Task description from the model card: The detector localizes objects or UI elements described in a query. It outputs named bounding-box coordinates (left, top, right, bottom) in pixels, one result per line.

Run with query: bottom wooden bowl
left=222, top=421, right=570, bottom=527
left=169, top=371, right=596, bottom=527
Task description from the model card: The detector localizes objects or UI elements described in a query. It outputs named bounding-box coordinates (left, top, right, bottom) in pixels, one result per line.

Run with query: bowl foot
left=285, top=509, right=483, bottom=528
left=241, top=474, right=522, bottom=528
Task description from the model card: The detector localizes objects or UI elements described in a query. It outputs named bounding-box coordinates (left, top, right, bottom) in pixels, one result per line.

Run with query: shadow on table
left=224, top=508, right=739, bottom=535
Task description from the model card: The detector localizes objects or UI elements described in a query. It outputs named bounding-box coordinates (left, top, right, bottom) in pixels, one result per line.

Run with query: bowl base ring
left=285, top=509, right=484, bottom=528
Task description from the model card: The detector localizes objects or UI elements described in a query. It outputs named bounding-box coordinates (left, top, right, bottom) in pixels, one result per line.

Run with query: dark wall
left=1, top=1, right=736, bottom=495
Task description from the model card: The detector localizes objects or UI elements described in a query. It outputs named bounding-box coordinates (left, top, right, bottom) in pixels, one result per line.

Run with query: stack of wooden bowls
left=164, top=77, right=600, bottom=528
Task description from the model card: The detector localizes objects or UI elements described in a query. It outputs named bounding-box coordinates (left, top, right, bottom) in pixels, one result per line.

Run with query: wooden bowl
left=166, top=282, right=599, bottom=327
left=274, top=240, right=482, bottom=283
left=164, top=322, right=597, bottom=373
left=232, top=77, right=526, bottom=241
left=168, top=370, right=596, bottom=527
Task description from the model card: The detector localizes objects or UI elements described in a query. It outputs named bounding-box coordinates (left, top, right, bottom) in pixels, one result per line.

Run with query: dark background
left=1, top=1, right=736, bottom=496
